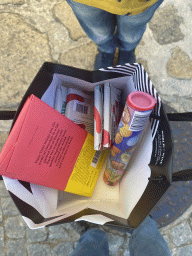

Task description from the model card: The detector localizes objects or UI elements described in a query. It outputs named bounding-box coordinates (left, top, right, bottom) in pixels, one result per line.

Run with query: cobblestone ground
left=0, top=0, right=192, bottom=255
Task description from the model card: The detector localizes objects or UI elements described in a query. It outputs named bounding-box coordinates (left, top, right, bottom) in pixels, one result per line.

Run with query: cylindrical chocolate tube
left=103, top=91, right=157, bottom=186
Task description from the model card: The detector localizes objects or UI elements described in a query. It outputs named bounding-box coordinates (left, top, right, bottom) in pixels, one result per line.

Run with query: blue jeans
left=70, top=216, right=171, bottom=256
left=66, top=0, right=164, bottom=53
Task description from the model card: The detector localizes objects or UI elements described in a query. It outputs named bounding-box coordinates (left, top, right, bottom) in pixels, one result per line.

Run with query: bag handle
left=172, top=169, right=192, bottom=182
left=150, top=112, right=192, bottom=122
left=1, top=111, right=192, bottom=121
left=0, top=111, right=192, bottom=182
left=167, top=112, right=192, bottom=122
left=0, top=111, right=16, bottom=120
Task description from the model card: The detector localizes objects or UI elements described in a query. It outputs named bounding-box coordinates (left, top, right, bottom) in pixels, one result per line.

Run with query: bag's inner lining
left=39, top=73, right=152, bottom=220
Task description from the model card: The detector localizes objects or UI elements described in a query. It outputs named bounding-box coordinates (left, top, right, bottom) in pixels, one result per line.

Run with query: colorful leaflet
left=65, top=88, right=94, bottom=135
left=94, top=85, right=104, bottom=150
left=103, top=82, right=111, bottom=148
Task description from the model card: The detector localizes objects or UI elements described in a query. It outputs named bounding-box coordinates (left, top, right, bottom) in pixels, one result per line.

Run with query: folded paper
left=0, top=94, right=107, bottom=197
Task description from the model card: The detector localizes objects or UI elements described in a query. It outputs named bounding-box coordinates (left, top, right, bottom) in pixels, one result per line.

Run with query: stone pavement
left=0, top=0, right=192, bottom=255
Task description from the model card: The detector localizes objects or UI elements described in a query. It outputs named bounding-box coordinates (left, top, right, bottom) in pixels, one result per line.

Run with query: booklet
left=0, top=94, right=108, bottom=197
left=111, top=85, right=122, bottom=144
left=103, top=83, right=122, bottom=148
left=94, top=85, right=104, bottom=150
left=103, top=82, right=111, bottom=148
left=64, top=88, right=94, bottom=135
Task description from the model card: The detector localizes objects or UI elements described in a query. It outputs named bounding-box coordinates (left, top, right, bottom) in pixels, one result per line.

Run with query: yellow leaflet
left=65, top=133, right=108, bottom=197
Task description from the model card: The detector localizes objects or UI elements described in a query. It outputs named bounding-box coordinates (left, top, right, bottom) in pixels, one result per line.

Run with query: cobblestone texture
left=171, top=222, right=192, bottom=246
left=167, top=46, right=192, bottom=79
left=4, top=216, right=26, bottom=239
left=0, top=0, right=192, bottom=255
left=149, top=4, right=184, bottom=45
left=6, top=239, right=27, bottom=256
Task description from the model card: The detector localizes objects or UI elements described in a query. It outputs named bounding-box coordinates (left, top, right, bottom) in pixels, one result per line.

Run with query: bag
left=0, top=62, right=191, bottom=230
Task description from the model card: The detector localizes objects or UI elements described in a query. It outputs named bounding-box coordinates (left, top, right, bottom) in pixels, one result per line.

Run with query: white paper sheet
left=75, top=214, right=114, bottom=225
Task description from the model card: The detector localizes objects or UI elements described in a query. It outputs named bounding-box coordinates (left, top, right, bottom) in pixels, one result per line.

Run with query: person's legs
left=116, top=0, right=164, bottom=64
left=66, top=0, right=117, bottom=54
left=70, top=228, right=109, bottom=256
left=117, top=0, right=164, bottom=51
left=71, top=217, right=171, bottom=256
left=129, top=216, right=171, bottom=256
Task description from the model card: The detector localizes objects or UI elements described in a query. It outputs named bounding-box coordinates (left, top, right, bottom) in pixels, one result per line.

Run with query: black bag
left=0, top=62, right=191, bottom=230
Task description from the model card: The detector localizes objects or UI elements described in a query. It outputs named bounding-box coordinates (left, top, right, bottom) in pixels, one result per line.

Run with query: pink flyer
left=94, top=85, right=104, bottom=150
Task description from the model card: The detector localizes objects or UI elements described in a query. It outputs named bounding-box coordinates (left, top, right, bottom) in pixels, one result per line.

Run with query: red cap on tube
left=127, top=91, right=157, bottom=111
